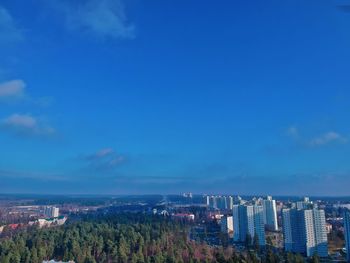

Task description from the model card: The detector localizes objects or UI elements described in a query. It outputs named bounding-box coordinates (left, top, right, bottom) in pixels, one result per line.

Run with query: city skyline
left=1, top=0, right=350, bottom=195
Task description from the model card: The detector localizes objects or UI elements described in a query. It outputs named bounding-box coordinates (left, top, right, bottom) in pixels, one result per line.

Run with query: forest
left=0, top=213, right=318, bottom=263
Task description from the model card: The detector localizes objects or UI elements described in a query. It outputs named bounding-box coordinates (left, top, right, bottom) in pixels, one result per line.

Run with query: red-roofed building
left=8, top=224, right=19, bottom=230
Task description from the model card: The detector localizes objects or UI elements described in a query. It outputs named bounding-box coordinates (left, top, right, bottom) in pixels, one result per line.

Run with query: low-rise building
left=35, top=216, right=67, bottom=228
left=172, top=213, right=195, bottom=220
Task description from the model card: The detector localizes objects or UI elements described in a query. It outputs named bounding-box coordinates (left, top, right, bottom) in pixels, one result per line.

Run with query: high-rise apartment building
left=44, top=206, right=59, bottom=218
left=208, top=196, right=217, bottom=208
left=205, top=196, right=210, bottom=206
left=262, top=196, right=278, bottom=231
left=296, top=197, right=312, bottom=210
left=228, top=196, right=233, bottom=210
left=282, top=208, right=327, bottom=257
left=206, top=196, right=232, bottom=210
left=221, top=215, right=233, bottom=233
left=344, top=210, right=350, bottom=262
left=217, top=196, right=227, bottom=210
left=233, top=204, right=266, bottom=246
left=53, top=207, right=59, bottom=217
left=312, top=209, right=328, bottom=257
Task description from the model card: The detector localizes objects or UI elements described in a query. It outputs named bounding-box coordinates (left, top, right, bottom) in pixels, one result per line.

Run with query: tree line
left=0, top=213, right=319, bottom=263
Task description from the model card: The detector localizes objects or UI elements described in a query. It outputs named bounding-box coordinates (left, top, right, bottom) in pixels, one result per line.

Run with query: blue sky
left=1, top=0, right=350, bottom=195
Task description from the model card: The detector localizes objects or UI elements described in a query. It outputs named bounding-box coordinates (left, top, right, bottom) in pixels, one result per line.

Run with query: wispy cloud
left=86, top=148, right=114, bottom=160
left=286, top=125, right=299, bottom=139
left=0, top=79, right=25, bottom=100
left=0, top=113, right=56, bottom=137
left=286, top=126, right=348, bottom=147
left=109, top=156, right=125, bottom=166
left=51, top=0, right=135, bottom=39
left=309, top=131, right=348, bottom=146
left=80, top=148, right=126, bottom=171
left=0, top=5, right=22, bottom=44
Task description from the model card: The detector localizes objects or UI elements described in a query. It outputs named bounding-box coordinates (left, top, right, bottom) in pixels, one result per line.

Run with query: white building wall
left=303, top=210, right=316, bottom=257
left=312, top=209, right=328, bottom=257
left=52, top=207, right=59, bottom=217
left=246, top=206, right=255, bottom=240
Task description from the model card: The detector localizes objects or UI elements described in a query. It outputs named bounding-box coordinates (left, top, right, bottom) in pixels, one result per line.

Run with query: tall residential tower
left=262, top=196, right=278, bottom=231
left=233, top=204, right=266, bottom=246
left=344, top=210, right=350, bottom=262
left=282, top=208, right=327, bottom=257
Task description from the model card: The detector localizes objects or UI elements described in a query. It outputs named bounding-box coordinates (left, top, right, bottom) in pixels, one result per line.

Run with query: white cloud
left=309, top=131, right=348, bottom=146
left=0, top=113, right=55, bottom=137
left=0, top=5, right=22, bottom=43
left=53, top=0, right=134, bottom=39
left=0, top=79, right=53, bottom=106
left=0, top=79, right=26, bottom=99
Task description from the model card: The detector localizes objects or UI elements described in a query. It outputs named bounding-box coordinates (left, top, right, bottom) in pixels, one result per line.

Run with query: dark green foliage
left=253, top=234, right=260, bottom=251
left=283, top=252, right=305, bottom=263
left=0, top=214, right=243, bottom=263
left=0, top=213, right=317, bottom=263
left=244, top=234, right=252, bottom=248
left=308, top=253, right=320, bottom=263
